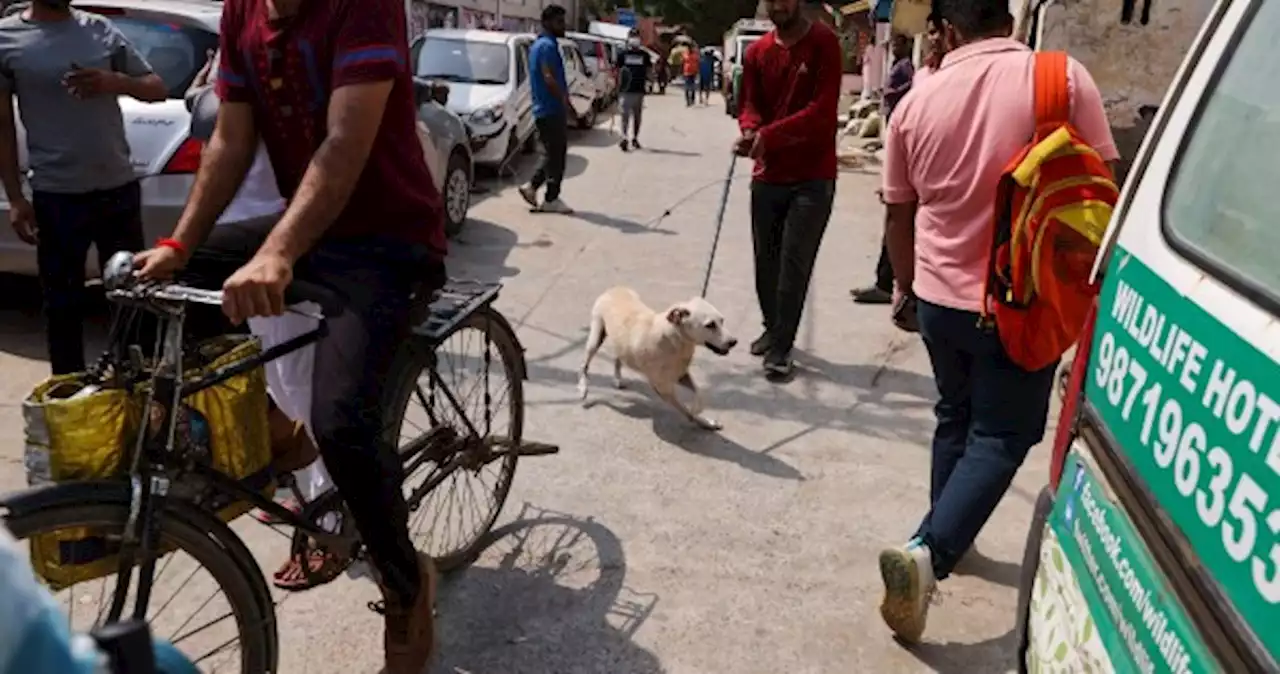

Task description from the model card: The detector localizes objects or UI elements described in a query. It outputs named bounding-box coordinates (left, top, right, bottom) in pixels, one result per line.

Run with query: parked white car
left=555, top=38, right=600, bottom=129
left=412, top=29, right=538, bottom=169
left=0, top=0, right=474, bottom=276
left=567, top=31, right=620, bottom=110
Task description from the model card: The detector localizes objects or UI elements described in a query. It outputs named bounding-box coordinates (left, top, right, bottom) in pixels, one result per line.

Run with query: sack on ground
left=984, top=51, right=1119, bottom=372
left=23, top=335, right=273, bottom=589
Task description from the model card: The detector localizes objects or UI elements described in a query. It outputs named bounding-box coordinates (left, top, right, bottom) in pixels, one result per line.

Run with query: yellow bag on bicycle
left=23, top=335, right=273, bottom=589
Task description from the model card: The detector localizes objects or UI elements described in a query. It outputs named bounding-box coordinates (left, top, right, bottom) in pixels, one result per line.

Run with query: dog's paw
left=697, top=417, right=723, bottom=431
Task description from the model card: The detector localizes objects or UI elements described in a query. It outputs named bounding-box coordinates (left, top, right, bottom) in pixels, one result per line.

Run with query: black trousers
left=180, top=216, right=443, bottom=604
left=749, top=179, right=835, bottom=355
left=531, top=114, right=568, bottom=202
left=34, top=181, right=144, bottom=375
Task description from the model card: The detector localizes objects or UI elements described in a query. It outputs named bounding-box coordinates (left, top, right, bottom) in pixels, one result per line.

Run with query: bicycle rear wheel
left=383, top=306, right=524, bottom=572
left=3, top=502, right=274, bottom=673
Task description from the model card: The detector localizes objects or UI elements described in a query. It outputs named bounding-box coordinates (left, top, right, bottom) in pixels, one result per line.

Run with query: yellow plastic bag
left=25, top=335, right=274, bottom=589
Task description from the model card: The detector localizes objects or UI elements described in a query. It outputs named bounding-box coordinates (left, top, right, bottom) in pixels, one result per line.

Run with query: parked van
left=554, top=39, right=600, bottom=129
left=412, top=29, right=536, bottom=168
left=567, top=31, right=619, bottom=109
left=1016, top=1, right=1280, bottom=672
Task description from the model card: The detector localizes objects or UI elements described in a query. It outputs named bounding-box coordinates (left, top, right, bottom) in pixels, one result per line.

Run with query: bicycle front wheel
left=384, top=306, right=524, bottom=572
left=3, top=502, right=274, bottom=673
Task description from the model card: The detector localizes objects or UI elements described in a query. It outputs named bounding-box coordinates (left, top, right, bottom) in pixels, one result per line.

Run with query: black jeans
left=913, top=300, right=1057, bottom=579
left=180, top=216, right=443, bottom=604
left=34, top=181, right=144, bottom=375
left=531, top=114, right=568, bottom=202
left=749, top=179, right=835, bottom=356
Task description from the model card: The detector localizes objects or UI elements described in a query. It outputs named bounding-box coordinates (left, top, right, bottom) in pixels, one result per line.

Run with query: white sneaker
left=517, top=184, right=539, bottom=208
left=878, top=539, right=936, bottom=643
left=538, top=198, right=574, bottom=214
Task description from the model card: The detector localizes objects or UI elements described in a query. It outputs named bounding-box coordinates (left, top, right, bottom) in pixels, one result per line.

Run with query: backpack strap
left=1034, top=51, right=1070, bottom=137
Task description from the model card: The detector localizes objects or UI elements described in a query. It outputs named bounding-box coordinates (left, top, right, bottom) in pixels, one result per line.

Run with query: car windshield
left=1165, top=0, right=1280, bottom=299
left=109, top=17, right=219, bottom=99
left=416, top=37, right=510, bottom=85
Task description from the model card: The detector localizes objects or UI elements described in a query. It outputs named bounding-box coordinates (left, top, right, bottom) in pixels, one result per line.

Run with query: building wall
left=408, top=0, right=578, bottom=38
left=1033, top=0, right=1214, bottom=180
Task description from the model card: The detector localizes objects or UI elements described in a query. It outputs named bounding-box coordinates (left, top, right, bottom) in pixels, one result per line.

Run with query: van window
left=515, top=43, right=529, bottom=84
left=572, top=38, right=600, bottom=63
left=101, top=17, right=218, bottom=99
left=415, top=37, right=510, bottom=84
left=560, top=46, right=578, bottom=72
left=1164, top=1, right=1280, bottom=302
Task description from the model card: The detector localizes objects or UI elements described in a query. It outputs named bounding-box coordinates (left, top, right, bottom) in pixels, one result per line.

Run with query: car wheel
left=444, top=150, right=471, bottom=238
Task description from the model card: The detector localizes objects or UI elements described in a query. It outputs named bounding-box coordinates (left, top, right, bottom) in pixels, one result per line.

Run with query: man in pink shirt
left=876, top=0, right=1117, bottom=643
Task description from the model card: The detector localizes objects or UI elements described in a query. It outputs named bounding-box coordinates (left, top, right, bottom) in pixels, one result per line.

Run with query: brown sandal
left=272, top=544, right=350, bottom=591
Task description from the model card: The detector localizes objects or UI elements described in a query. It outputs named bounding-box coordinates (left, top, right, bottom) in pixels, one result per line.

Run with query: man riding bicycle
left=131, top=0, right=444, bottom=671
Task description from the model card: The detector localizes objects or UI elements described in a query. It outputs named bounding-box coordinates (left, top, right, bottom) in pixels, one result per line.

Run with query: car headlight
left=469, top=104, right=504, bottom=126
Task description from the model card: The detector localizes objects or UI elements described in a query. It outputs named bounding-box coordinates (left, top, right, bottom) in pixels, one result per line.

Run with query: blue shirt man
left=519, top=4, right=575, bottom=213
left=529, top=31, right=568, bottom=119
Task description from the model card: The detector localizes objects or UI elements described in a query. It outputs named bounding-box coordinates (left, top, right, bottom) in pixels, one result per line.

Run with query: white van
left=1016, top=1, right=1280, bottom=671
left=567, top=31, right=620, bottom=109
left=412, top=29, right=536, bottom=168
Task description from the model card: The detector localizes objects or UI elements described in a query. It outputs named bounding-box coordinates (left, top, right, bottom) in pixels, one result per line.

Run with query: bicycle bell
left=102, top=251, right=135, bottom=291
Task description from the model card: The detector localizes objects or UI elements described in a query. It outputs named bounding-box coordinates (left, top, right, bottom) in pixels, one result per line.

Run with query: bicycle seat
left=285, top=281, right=345, bottom=318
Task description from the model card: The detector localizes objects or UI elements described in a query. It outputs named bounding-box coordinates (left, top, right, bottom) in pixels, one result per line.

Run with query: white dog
left=578, top=287, right=738, bottom=429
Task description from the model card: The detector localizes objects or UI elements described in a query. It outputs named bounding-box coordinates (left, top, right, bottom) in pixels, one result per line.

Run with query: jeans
left=684, top=76, right=696, bottom=105
left=749, top=179, right=835, bottom=356
left=913, top=300, right=1057, bottom=579
left=179, top=215, right=444, bottom=604
left=531, top=114, right=568, bottom=202
left=33, top=181, right=144, bottom=375
left=619, top=92, right=643, bottom=139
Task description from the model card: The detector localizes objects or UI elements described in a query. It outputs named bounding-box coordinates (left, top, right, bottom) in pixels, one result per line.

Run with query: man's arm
left=754, top=29, right=842, bottom=150
left=881, top=116, right=916, bottom=293
left=539, top=49, right=574, bottom=115
left=166, top=33, right=258, bottom=253
left=0, top=89, right=22, bottom=203
left=106, top=24, right=167, bottom=102
left=257, top=80, right=393, bottom=263
left=737, top=49, right=763, bottom=133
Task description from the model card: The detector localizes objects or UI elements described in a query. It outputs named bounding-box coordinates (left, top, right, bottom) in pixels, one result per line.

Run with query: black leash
left=700, top=153, right=738, bottom=298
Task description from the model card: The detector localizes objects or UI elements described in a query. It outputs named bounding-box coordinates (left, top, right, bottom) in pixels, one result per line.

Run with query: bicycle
left=0, top=251, right=559, bottom=673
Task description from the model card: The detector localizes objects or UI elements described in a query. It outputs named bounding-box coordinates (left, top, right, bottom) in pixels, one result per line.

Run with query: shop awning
left=840, top=1, right=870, bottom=14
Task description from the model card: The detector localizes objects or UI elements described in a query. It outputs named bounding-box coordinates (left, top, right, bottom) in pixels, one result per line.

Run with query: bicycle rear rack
left=413, top=279, right=503, bottom=342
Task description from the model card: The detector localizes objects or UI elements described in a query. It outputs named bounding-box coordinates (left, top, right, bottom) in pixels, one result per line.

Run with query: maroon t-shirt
left=737, top=22, right=843, bottom=184
left=215, top=0, right=445, bottom=260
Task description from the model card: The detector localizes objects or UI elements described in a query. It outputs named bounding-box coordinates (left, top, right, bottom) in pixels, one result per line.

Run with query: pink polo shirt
left=882, top=38, right=1118, bottom=313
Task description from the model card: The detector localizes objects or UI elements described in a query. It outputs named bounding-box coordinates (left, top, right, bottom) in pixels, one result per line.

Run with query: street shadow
left=435, top=503, right=664, bottom=674
left=447, top=217, right=523, bottom=281
left=570, top=211, right=676, bottom=236
left=588, top=397, right=805, bottom=481
left=950, top=546, right=1022, bottom=589
left=898, top=627, right=1017, bottom=674
left=570, top=126, right=625, bottom=148
left=640, top=147, right=701, bottom=158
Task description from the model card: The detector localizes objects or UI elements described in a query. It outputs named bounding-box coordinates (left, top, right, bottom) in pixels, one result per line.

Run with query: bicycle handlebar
left=102, top=251, right=345, bottom=318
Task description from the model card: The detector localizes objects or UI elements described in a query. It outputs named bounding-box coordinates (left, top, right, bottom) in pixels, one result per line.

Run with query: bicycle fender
left=0, top=481, right=132, bottom=519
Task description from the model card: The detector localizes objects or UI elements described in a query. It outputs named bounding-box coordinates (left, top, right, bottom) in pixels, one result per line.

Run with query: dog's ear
left=666, top=306, right=690, bottom=324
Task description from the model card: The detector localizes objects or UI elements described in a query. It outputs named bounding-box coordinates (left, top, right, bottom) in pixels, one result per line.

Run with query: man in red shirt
left=132, top=0, right=444, bottom=670
left=735, top=0, right=843, bottom=380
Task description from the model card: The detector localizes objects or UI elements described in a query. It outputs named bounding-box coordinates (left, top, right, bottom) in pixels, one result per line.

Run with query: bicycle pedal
left=516, top=440, right=560, bottom=456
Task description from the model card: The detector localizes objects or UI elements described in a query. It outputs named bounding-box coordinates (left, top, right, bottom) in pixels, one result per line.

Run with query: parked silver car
left=0, top=0, right=474, bottom=276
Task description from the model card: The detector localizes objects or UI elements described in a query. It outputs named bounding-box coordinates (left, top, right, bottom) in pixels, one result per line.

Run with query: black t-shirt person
left=615, top=46, right=651, bottom=95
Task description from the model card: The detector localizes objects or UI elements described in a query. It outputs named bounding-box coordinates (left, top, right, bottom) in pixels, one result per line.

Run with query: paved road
left=0, top=92, right=1050, bottom=673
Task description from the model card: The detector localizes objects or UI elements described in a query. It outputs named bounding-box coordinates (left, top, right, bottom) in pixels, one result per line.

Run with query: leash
left=699, top=152, right=738, bottom=298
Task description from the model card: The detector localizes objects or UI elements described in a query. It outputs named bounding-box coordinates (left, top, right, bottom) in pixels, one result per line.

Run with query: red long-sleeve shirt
left=738, top=22, right=843, bottom=184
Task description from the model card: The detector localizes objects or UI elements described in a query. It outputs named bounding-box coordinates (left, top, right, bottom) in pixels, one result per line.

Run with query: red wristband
left=155, top=238, right=187, bottom=256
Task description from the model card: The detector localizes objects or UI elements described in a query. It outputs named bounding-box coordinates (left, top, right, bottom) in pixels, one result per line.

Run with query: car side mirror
left=412, top=77, right=449, bottom=106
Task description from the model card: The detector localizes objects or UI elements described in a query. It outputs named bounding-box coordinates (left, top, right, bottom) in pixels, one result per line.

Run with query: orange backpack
left=983, top=51, right=1119, bottom=372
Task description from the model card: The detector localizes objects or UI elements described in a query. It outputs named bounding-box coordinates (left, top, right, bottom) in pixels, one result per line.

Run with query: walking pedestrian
left=876, top=0, right=1117, bottom=643
left=615, top=33, right=652, bottom=151
left=0, top=0, right=166, bottom=375
left=519, top=4, right=577, bottom=214
left=850, top=32, right=915, bottom=306
left=682, top=43, right=699, bottom=107
left=735, top=0, right=843, bottom=381
left=131, top=0, right=450, bottom=668
left=698, top=47, right=716, bottom=105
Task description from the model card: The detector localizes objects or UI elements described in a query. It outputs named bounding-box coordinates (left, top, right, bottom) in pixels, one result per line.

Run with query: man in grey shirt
left=0, top=0, right=165, bottom=374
